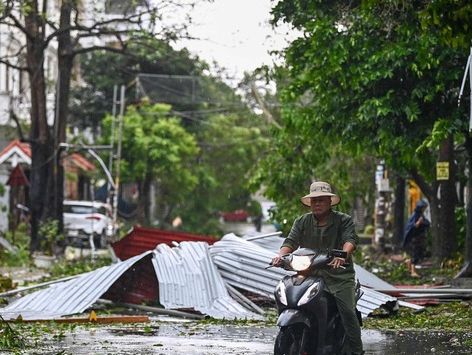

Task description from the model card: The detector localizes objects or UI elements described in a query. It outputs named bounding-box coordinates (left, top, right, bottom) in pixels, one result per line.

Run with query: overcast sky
left=175, top=0, right=297, bottom=86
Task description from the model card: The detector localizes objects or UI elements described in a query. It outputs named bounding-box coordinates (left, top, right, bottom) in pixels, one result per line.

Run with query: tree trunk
left=53, top=0, right=74, bottom=235
left=430, top=136, right=457, bottom=264
left=393, top=174, right=405, bottom=250
left=411, top=135, right=457, bottom=266
left=25, top=0, right=53, bottom=252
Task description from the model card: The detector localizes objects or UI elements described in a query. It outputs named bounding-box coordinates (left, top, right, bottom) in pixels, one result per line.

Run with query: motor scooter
left=272, top=248, right=362, bottom=355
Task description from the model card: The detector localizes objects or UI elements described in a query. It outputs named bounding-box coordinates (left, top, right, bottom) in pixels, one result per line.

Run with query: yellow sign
left=436, top=162, right=449, bottom=180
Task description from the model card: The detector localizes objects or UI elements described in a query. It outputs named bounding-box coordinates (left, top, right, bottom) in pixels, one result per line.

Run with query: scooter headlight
left=290, top=255, right=311, bottom=271
left=275, top=281, right=288, bottom=306
left=297, top=281, right=321, bottom=306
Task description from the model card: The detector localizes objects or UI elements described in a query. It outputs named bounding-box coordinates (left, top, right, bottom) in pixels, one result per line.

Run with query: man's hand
left=271, top=255, right=283, bottom=266
left=272, top=246, right=293, bottom=266
left=328, top=257, right=346, bottom=269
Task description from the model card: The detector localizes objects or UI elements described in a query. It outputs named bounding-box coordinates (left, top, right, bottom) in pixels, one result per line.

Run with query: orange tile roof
left=65, top=153, right=96, bottom=171
left=0, top=139, right=31, bottom=158
left=0, top=140, right=95, bottom=172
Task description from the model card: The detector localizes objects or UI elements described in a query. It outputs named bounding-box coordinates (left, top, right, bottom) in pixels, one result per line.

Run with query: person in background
left=271, top=181, right=363, bottom=355
left=247, top=199, right=263, bottom=232
left=402, top=199, right=430, bottom=278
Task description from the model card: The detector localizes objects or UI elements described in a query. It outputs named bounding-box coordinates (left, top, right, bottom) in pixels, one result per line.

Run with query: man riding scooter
left=272, top=181, right=364, bottom=355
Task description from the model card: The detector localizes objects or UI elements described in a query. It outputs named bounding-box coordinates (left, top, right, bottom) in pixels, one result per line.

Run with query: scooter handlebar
left=329, top=249, right=348, bottom=259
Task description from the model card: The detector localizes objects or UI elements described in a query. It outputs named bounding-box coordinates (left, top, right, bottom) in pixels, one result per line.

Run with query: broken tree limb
left=6, top=313, right=149, bottom=324
left=97, top=300, right=204, bottom=320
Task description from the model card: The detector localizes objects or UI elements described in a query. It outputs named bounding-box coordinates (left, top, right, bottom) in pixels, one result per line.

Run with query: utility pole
left=108, top=85, right=118, bottom=195
left=112, top=85, right=125, bottom=236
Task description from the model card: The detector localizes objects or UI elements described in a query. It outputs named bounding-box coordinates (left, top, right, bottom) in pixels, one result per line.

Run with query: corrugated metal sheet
left=210, top=234, right=290, bottom=299
left=0, top=240, right=261, bottom=321
left=210, top=234, right=400, bottom=318
left=112, top=226, right=216, bottom=260
left=353, top=264, right=397, bottom=290
left=356, top=287, right=398, bottom=316
left=0, top=251, right=153, bottom=320
left=152, top=241, right=261, bottom=320
left=243, top=235, right=418, bottom=308
left=0, top=233, right=419, bottom=321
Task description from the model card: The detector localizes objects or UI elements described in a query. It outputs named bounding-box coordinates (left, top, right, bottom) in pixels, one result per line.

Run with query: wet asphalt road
left=16, top=317, right=472, bottom=355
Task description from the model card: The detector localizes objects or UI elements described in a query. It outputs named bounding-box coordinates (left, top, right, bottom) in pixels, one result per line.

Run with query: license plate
left=68, top=229, right=79, bottom=237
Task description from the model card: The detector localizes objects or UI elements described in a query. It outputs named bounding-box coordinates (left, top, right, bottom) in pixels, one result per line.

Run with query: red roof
left=0, top=140, right=95, bottom=171
left=0, top=139, right=31, bottom=159
left=65, top=153, right=96, bottom=171
left=112, top=226, right=217, bottom=260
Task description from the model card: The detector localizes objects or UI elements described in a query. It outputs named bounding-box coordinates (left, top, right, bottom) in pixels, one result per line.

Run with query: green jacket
left=281, top=210, right=359, bottom=293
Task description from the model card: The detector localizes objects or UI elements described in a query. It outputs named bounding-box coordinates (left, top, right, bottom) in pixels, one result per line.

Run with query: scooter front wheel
left=274, top=324, right=310, bottom=355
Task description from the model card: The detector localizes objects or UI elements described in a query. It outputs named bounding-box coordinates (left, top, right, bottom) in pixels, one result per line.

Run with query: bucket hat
left=301, top=181, right=340, bottom=207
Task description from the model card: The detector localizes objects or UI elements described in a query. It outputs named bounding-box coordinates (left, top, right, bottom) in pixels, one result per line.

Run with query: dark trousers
left=329, top=282, right=363, bottom=353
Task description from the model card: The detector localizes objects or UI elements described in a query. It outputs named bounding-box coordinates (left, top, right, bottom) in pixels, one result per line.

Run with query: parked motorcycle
left=272, top=248, right=362, bottom=355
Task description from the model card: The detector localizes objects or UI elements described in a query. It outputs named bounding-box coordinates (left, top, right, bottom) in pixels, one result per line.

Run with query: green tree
left=75, top=41, right=271, bottom=235
left=102, top=102, right=199, bottom=225
left=420, top=0, right=472, bottom=275
left=267, top=0, right=469, bottom=262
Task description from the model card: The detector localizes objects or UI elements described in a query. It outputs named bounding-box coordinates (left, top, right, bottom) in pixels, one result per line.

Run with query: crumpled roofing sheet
left=0, top=251, right=153, bottom=320
left=152, top=241, right=261, bottom=320
left=0, top=233, right=410, bottom=321
left=210, top=234, right=290, bottom=299
left=210, top=234, right=399, bottom=318
left=0, top=242, right=260, bottom=321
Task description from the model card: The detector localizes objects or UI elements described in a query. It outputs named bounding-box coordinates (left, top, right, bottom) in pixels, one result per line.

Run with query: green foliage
left=38, top=219, right=63, bottom=256
left=49, top=256, right=112, bottom=279
left=420, top=0, right=472, bottom=49
left=171, top=112, right=270, bottom=235
left=364, top=302, right=472, bottom=332
left=0, top=317, right=25, bottom=351
left=262, top=0, right=470, bottom=250
left=355, top=245, right=463, bottom=285
left=76, top=37, right=271, bottom=235
left=102, top=101, right=199, bottom=226
left=0, top=224, right=31, bottom=267
left=111, top=102, right=199, bottom=184
left=271, top=0, right=467, bottom=171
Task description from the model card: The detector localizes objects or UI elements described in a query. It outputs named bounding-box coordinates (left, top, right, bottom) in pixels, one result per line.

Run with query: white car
left=63, top=200, right=115, bottom=248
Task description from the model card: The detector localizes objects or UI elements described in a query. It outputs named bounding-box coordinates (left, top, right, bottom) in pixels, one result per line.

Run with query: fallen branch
left=96, top=300, right=204, bottom=320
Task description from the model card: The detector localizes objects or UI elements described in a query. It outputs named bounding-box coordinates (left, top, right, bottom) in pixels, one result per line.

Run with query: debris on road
left=0, top=227, right=432, bottom=323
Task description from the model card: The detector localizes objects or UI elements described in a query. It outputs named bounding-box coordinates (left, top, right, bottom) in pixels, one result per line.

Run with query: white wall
left=0, top=166, right=11, bottom=232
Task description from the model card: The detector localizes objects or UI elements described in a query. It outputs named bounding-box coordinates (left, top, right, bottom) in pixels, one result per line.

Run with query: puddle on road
left=363, top=329, right=472, bottom=355
left=22, top=321, right=472, bottom=355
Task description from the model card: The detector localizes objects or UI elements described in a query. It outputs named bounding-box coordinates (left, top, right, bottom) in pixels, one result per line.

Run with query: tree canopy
left=262, top=0, right=470, bottom=260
